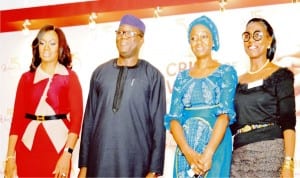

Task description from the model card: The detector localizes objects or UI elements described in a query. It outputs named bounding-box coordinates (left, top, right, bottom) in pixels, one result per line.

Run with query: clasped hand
left=185, top=148, right=212, bottom=176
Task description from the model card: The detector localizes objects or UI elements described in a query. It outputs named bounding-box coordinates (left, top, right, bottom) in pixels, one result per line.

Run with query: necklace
left=247, top=60, right=270, bottom=74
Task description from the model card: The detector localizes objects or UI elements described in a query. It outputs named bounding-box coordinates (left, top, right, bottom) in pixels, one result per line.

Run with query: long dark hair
left=30, top=25, right=72, bottom=71
left=246, top=18, right=276, bottom=61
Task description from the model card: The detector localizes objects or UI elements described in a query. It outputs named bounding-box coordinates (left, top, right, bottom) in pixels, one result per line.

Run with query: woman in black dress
left=230, top=18, right=296, bottom=178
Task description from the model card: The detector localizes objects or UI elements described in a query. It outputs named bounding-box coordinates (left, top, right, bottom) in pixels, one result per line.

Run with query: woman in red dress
left=4, top=25, right=83, bottom=178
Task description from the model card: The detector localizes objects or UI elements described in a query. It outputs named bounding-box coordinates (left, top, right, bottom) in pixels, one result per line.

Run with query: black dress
left=230, top=68, right=296, bottom=177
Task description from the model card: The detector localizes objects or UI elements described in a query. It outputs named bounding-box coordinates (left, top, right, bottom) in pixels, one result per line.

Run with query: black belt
left=25, top=113, right=67, bottom=121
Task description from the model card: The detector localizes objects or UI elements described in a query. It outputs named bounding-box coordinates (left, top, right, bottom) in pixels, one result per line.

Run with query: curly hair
left=30, top=25, right=72, bottom=71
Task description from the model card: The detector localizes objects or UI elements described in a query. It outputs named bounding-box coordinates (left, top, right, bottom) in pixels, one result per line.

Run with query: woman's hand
left=4, top=158, right=17, bottom=178
left=53, top=152, right=72, bottom=178
left=198, top=149, right=214, bottom=175
left=183, top=147, right=205, bottom=175
left=281, top=165, right=294, bottom=178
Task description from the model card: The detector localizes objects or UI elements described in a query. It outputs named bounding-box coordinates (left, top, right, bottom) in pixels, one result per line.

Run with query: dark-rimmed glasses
left=242, top=30, right=263, bottom=42
left=115, top=30, right=143, bottom=38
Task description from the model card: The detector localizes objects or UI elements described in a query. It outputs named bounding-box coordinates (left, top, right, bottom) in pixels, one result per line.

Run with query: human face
left=189, top=25, right=213, bottom=58
left=243, top=22, right=272, bottom=60
left=116, top=25, right=144, bottom=58
left=38, top=30, right=59, bottom=64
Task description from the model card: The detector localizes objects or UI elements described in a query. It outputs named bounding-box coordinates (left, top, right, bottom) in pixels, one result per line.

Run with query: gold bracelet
left=283, top=159, right=294, bottom=165
left=282, top=164, right=294, bottom=171
left=284, top=156, right=294, bottom=161
left=6, top=156, right=15, bottom=161
left=282, top=160, right=294, bottom=170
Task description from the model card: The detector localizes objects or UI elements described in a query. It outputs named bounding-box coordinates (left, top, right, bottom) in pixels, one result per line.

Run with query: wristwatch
left=64, top=147, right=73, bottom=154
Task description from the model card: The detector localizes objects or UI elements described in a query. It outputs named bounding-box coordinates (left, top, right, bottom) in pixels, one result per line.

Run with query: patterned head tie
left=187, top=15, right=220, bottom=51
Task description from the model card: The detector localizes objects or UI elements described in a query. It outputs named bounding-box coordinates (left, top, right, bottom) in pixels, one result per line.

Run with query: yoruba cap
left=187, top=15, right=219, bottom=51
left=119, top=14, right=145, bottom=33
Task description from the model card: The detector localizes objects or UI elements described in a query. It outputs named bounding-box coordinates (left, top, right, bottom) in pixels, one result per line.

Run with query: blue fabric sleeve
left=164, top=72, right=185, bottom=130
left=216, top=65, right=238, bottom=125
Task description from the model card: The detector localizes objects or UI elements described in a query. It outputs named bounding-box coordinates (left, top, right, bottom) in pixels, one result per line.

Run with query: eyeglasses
left=115, top=30, right=143, bottom=38
left=242, top=30, right=264, bottom=42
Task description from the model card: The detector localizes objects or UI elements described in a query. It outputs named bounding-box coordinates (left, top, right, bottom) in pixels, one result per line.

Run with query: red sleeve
left=68, top=70, right=83, bottom=135
left=10, top=73, right=31, bottom=136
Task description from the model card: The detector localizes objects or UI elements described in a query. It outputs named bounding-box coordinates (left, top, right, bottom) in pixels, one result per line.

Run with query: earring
left=267, top=47, right=273, bottom=60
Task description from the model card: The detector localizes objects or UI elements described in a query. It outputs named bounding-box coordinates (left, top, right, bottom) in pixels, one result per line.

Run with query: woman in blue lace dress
left=165, top=15, right=237, bottom=178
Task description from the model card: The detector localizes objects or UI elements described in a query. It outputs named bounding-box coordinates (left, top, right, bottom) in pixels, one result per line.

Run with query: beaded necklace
left=247, top=60, right=270, bottom=74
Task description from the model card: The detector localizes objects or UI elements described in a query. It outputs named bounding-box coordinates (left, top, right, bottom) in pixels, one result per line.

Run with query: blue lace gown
left=165, top=64, right=237, bottom=178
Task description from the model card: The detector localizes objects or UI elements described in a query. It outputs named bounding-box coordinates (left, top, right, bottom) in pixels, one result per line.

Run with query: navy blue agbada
left=78, top=59, right=166, bottom=177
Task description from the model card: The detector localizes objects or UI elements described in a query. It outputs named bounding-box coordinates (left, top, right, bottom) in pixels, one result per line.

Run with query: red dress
left=9, top=64, right=83, bottom=177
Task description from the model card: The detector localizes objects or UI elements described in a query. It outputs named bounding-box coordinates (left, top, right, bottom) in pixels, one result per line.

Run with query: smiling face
left=116, top=24, right=144, bottom=59
left=189, top=24, right=213, bottom=59
left=38, top=30, right=59, bottom=64
left=243, top=21, right=272, bottom=60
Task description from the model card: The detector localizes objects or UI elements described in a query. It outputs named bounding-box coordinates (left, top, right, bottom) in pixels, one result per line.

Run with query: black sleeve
left=277, top=69, right=296, bottom=131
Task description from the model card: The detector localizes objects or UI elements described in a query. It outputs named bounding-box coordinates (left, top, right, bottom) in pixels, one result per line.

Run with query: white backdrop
left=1, top=3, right=300, bottom=177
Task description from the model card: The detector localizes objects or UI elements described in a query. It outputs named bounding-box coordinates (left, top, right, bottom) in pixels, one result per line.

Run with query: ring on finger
left=62, top=173, right=66, bottom=177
